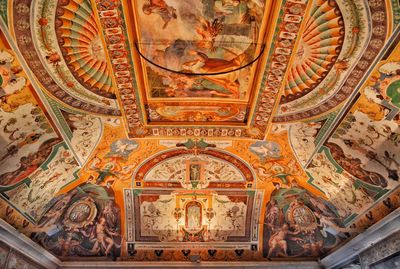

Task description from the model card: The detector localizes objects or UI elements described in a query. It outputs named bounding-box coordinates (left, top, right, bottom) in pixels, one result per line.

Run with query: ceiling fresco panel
left=94, top=0, right=310, bottom=139
left=55, top=0, right=115, bottom=98
left=57, top=108, right=103, bottom=164
left=0, top=0, right=399, bottom=266
left=0, top=27, right=80, bottom=222
left=32, top=182, right=123, bottom=259
left=11, top=0, right=122, bottom=116
left=134, top=0, right=267, bottom=101
left=129, top=0, right=270, bottom=124
left=280, top=0, right=345, bottom=103
left=127, top=145, right=260, bottom=250
left=288, top=118, right=330, bottom=167
left=125, top=189, right=262, bottom=249
left=305, top=30, right=400, bottom=225
left=274, top=0, right=390, bottom=122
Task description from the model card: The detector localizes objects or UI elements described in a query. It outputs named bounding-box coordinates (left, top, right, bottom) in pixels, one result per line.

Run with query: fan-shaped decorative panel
left=55, top=0, right=115, bottom=99
left=281, top=0, right=344, bottom=103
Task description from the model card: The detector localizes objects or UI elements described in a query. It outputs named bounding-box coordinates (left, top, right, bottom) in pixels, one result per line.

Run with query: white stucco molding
left=0, top=219, right=60, bottom=268
left=321, top=208, right=400, bottom=269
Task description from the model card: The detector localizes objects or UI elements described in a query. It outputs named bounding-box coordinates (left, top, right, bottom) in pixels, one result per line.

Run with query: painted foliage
left=59, top=109, right=103, bottom=164
left=248, top=127, right=308, bottom=189
left=288, top=120, right=325, bottom=166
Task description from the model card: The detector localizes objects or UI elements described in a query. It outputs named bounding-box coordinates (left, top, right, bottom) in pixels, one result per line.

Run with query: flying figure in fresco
left=195, top=17, right=224, bottom=50
left=87, top=156, right=135, bottom=187
left=142, top=0, right=177, bottom=29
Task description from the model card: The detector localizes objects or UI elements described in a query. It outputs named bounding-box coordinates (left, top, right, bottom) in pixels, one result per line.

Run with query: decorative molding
left=274, top=0, right=389, bottom=122
left=359, top=230, right=400, bottom=268
left=320, top=208, right=400, bottom=269
left=11, top=0, right=121, bottom=116
left=59, top=261, right=321, bottom=269
left=0, top=219, right=60, bottom=269
left=304, top=25, right=400, bottom=168
left=92, top=0, right=310, bottom=139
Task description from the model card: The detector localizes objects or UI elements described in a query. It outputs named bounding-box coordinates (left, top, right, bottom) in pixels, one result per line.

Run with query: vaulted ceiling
left=0, top=0, right=400, bottom=264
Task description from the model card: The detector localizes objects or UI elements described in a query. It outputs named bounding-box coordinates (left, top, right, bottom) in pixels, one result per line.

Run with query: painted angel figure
left=265, top=199, right=284, bottom=228
left=142, top=0, right=177, bottom=29
left=87, top=155, right=136, bottom=186
left=195, top=17, right=224, bottom=50
left=249, top=141, right=281, bottom=161
left=267, top=223, right=300, bottom=258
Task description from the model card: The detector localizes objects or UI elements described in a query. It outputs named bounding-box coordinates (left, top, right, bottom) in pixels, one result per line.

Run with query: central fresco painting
left=0, top=0, right=400, bottom=266
left=132, top=0, right=268, bottom=123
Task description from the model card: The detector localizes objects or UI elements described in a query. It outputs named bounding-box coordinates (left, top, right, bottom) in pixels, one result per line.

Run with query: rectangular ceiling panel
left=132, top=0, right=269, bottom=124
left=94, top=0, right=310, bottom=138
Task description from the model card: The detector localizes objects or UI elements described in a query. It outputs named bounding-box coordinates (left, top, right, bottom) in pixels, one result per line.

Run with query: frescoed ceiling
left=0, top=0, right=400, bottom=265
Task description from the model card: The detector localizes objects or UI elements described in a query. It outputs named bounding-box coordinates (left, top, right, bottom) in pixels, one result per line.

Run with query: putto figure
left=142, top=0, right=177, bottom=29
